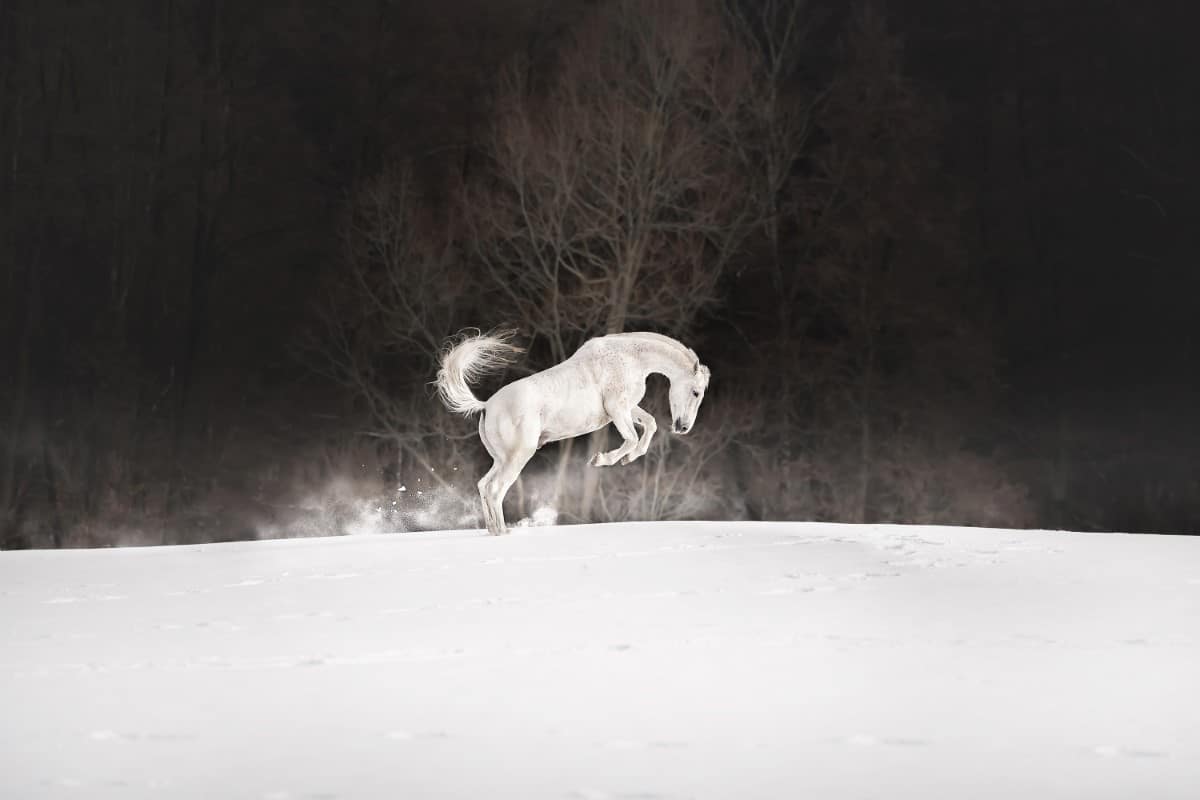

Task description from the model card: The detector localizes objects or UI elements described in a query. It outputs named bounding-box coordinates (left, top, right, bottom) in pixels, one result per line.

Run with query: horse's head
left=670, top=361, right=710, bottom=435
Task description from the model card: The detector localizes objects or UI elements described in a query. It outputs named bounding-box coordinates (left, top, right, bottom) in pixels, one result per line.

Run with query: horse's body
left=436, top=330, right=711, bottom=535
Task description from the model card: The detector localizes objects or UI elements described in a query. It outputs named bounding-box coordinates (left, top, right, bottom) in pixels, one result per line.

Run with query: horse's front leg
left=590, top=408, right=639, bottom=467
left=619, top=406, right=656, bottom=465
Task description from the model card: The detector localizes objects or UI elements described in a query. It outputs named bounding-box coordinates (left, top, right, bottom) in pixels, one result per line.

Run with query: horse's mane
left=613, top=331, right=700, bottom=371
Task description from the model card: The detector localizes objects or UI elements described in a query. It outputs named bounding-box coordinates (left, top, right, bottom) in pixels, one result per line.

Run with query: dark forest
left=2, top=0, right=1197, bottom=548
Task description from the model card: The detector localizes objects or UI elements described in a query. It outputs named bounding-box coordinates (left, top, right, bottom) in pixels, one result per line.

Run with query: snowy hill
left=2, top=521, right=1198, bottom=799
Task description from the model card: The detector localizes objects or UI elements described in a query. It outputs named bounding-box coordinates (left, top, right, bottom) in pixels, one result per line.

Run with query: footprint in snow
left=1010, top=633, right=1057, bottom=645
left=1092, top=745, right=1165, bottom=759
left=837, top=571, right=901, bottom=582
left=572, top=790, right=613, bottom=800
left=89, top=730, right=194, bottom=744
left=384, top=730, right=450, bottom=742
left=896, top=535, right=946, bottom=546
left=45, top=594, right=128, bottom=604
left=1001, top=541, right=1063, bottom=555
left=602, top=739, right=687, bottom=751
left=46, top=777, right=85, bottom=789
left=845, top=734, right=930, bottom=748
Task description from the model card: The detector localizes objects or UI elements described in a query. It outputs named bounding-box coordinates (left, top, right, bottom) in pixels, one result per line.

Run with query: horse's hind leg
left=483, top=443, right=536, bottom=534
left=478, top=410, right=537, bottom=535
left=477, top=464, right=501, bottom=534
left=477, top=413, right=503, bottom=534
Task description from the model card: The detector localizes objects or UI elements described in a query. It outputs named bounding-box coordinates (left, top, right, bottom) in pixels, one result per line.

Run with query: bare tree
left=466, top=0, right=757, bottom=520
left=307, top=161, right=487, bottom=514
left=789, top=7, right=1004, bottom=524
left=721, top=0, right=820, bottom=323
left=716, top=0, right=823, bottom=513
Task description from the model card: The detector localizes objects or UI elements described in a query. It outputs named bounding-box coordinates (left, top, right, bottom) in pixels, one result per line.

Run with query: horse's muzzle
left=672, top=418, right=691, bottom=434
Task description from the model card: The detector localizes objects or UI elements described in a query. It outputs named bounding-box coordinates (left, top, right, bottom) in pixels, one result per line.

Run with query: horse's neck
left=624, top=336, right=692, bottom=383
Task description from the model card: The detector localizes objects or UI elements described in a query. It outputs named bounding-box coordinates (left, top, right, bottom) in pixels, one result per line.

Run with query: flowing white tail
left=435, top=329, right=711, bottom=535
left=435, top=329, right=524, bottom=416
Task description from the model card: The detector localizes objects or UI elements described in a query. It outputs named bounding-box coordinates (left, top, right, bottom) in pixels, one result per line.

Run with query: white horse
left=435, top=330, right=711, bottom=535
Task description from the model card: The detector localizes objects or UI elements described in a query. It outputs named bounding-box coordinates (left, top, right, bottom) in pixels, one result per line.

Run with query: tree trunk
left=1, top=256, right=37, bottom=542
left=1014, top=89, right=1069, bottom=519
left=856, top=239, right=890, bottom=524
left=130, top=0, right=175, bottom=514
left=168, top=0, right=228, bottom=517
left=856, top=319, right=875, bottom=525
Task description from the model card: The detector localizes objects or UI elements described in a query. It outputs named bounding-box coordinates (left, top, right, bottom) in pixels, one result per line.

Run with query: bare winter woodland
left=309, top=0, right=1028, bottom=537
left=2, top=0, right=1196, bottom=546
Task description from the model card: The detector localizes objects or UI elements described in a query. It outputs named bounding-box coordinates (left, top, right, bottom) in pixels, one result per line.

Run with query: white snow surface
left=2, top=521, right=1198, bottom=799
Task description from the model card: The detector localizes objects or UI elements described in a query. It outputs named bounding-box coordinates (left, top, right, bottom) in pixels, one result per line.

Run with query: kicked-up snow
left=1, top=521, right=1198, bottom=799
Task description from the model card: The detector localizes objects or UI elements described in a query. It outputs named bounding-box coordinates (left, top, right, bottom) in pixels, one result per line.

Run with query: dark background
left=2, top=0, right=1197, bottom=548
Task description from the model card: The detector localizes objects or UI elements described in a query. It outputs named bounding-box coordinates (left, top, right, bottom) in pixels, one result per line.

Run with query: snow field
left=2, top=521, right=1198, bottom=799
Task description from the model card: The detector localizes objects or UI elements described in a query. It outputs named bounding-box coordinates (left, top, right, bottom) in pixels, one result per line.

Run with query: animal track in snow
left=88, top=729, right=194, bottom=744
left=273, top=610, right=336, bottom=621
left=384, top=729, right=451, bottom=742
left=601, top=738, right=688, bottom=751
left=572, top=786, right=677, bottom=800
left=839, top=571, right=902, bottom=582
left=44, top=594, right=127, bottom=604
left=1091, top=745, right=1166, bottom=759
left=758, top=587, right=805, bottom=596
left=844, top=734, right=931, bottom=748
left=1009, top=633, right=1057, bottom=646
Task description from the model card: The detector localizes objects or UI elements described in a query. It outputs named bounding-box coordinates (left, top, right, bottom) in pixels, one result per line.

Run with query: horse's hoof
left=589, top=453, right=606, bottom=467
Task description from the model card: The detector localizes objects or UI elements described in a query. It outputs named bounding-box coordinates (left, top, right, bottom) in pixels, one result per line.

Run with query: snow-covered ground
left=2, top=521, right=1198, bottom=799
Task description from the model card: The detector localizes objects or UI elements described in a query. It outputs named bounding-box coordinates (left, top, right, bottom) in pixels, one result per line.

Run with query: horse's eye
left=692, top=389, right=700, bottom=398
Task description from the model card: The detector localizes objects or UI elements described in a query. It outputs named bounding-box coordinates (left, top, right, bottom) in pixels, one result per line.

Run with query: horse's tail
left=435, top=328, right=524, bottom=417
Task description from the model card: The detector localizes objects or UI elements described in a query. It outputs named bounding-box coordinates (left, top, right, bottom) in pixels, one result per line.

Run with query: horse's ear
left=696, top=363, right=710, bottom=385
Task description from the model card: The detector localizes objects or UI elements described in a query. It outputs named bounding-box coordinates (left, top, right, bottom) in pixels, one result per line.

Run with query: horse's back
left=484, top=347, right=611, bottom=446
